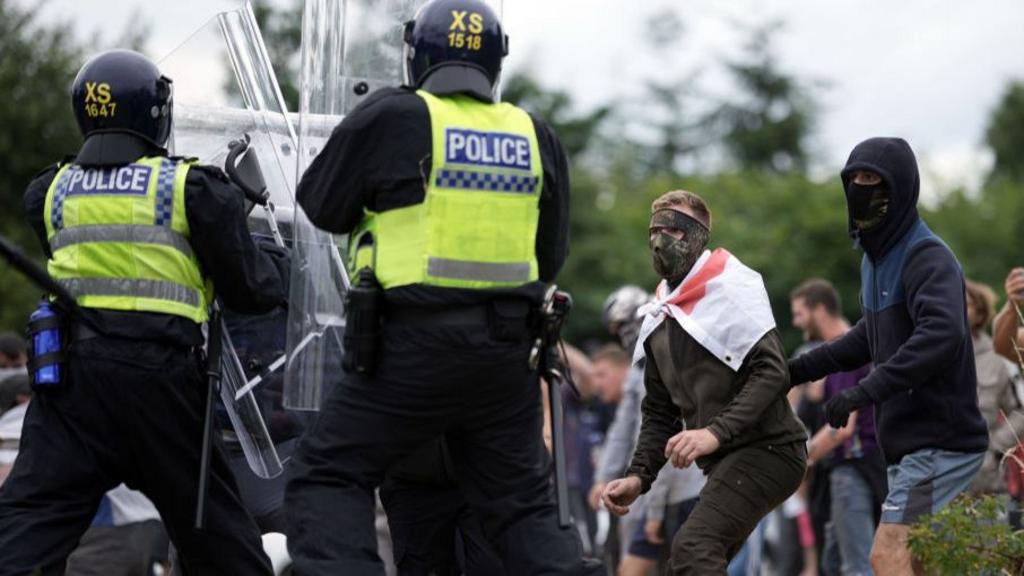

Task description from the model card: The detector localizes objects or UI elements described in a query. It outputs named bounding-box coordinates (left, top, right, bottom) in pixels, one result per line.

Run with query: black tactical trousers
left=285, top=319, right=601, bottom=576
left=0, top=338, right=272, bottom=576
left=670, top=442, right=807, bottom=575
left=380, top=472, right=505, bottom=576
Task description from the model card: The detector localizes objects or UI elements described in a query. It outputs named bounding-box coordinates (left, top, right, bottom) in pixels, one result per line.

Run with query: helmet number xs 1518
left=83, top=81, right=117, bottom=118
left=448, top=10, right=484, bottom=51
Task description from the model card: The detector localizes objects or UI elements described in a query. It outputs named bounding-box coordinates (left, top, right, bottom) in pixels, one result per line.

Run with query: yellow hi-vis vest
left=43, top=156, right=213, bottom=323
left=349, top=90, right=543, bottom=290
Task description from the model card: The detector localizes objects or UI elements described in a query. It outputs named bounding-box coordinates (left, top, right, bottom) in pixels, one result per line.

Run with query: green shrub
left=907, top=494, right=1024, bottom=575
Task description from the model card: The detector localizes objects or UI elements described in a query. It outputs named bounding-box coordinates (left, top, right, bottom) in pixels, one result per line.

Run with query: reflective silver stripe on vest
left=49, top=225, right=194, bottom=259
left=59, top=278, right=200, bottom=308
left=426, top=258, right=532, bottom=283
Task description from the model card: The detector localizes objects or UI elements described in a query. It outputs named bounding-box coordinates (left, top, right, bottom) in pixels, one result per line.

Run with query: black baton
left=547, top=365, right=572, bottom=529
left=195, top=307, right=224, bottom=529
left=0, top=234, right=79, bottom=317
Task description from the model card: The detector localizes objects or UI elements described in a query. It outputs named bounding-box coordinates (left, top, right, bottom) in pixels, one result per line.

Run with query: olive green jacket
left=627, top=320, right=807, bottom=492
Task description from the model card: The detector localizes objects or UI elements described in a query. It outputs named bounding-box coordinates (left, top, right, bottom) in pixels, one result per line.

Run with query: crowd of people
left=3, top=265, right=1024, bottom=575
left=541, top=266, right=1024, bottom=576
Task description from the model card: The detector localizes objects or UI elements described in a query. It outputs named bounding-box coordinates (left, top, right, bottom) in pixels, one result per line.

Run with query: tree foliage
left=985, top=80, right=1024, bottom=183
left=0, top=0, right=82, bottom=330
left=250, top=0, right=302, bottom=112
left=708, top=22, right=817, bottom=174
left=907, top=495, right=1024, bottom=575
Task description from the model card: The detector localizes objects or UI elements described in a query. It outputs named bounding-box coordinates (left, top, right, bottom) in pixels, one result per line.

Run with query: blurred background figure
left=965, top=279, right=1024, bottom=501
left=589, top=286, right=652, bottom=569
left=0, top=332, right=27, bottom=369
left=993, top=268, right=1024, bottom=366
left=795, top=279, right=886, bottom=576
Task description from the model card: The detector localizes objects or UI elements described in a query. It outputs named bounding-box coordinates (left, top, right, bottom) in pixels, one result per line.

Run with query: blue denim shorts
left=881, top=448, right=985, bottom=524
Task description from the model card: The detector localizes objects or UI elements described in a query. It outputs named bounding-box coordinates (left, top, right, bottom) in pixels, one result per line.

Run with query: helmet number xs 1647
left=448, top=10, right=484, bottom=51
left=84, top=81, right=117, bottom=118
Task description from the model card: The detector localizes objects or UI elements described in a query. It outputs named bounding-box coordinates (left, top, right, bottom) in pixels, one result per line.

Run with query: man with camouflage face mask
left=648, top=205, right=711, bottom=287
left=602, top=190, right=807, bottom=574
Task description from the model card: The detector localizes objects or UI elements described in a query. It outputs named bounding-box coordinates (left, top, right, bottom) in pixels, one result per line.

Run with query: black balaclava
left=840, top=137, right=921, bottom=259
left=847, top=182, right=890, bottom=231
left=649, top=208, right=710, bottom=288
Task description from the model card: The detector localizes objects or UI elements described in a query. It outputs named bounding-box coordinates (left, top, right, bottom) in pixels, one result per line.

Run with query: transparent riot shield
left=284, top=0, right=502, bottom=411
left=158, top=0, right=296, bottom=478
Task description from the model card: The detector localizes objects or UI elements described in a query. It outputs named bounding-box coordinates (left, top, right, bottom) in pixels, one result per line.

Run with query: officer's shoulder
left=28, top=159, right=67, bottom=188
left=522, top=112, right=557, bottom=139
left=185, top=162, right=231, bottom=184
left=343, top=86, right=426, bottom=125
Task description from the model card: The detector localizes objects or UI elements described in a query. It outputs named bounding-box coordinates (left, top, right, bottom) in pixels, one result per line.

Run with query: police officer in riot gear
left=286, top=1, right=600, bottom=574
left=0, top=49, right=287, bottom=575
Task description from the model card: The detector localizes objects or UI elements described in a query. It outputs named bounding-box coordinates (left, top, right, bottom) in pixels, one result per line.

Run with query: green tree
left=502, top=72, right=611, bottom=159
left=249, top=0, right=302, bottom=111
left=985, top=80, right=1024, bottom=183
left=924, top=178, right=1024, bottom=301
left=0, top=0, right=83, bottom=331
left=707, top=22, right=818, bottom=173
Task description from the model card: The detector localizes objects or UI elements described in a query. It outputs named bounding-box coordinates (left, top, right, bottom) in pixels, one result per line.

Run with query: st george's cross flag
left=633, top=248, right=776, bottom=372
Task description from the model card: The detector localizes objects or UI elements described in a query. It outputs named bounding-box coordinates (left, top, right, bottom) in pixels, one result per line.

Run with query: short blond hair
left=651, top=190, right=712, bottom=230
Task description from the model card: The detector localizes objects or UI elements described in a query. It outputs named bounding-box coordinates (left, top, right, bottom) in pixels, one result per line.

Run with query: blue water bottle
left=28, top=301, right=62, bottom=386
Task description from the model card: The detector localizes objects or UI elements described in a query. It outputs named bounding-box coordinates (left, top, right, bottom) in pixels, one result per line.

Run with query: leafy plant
left=907, top=494, right=1024, bottom=575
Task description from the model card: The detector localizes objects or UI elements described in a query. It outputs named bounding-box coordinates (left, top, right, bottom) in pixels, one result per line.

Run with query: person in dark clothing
left=0, top=50, right=287, bottom=576
left=602, top=190, right=807, bottom=575
left=284, top=1, right=598, bottom=574
left=788, top=137, right=988, bottom=576
left=793, top=278, right=887, bottom=576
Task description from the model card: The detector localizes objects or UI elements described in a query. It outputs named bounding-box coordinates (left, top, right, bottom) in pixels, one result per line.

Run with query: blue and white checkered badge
left=153, top=160, right=177, bottom=226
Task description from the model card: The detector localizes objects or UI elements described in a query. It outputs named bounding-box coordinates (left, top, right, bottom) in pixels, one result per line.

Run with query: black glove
left=787, top=358, right=809, bottom=389
left=823, top=386, right=872, bottom=429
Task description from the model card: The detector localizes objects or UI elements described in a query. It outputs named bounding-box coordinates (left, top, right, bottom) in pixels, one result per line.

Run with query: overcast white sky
left=28, top=0, right=1024, bottom=196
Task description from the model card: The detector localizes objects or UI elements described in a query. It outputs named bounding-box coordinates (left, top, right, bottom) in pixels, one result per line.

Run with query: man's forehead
left=650, top=205, right=703, bottom=229
left=652, top=205, right=697, bottom=219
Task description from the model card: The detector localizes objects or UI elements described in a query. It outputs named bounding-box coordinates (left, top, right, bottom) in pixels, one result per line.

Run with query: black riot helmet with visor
left=71, top=50, right=174, bottom=165
left=403, top=0, right=508, bottom=102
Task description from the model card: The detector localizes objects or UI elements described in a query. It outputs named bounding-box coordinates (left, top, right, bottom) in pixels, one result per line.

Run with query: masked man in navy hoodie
left=789, top=137, right=988, bottom=575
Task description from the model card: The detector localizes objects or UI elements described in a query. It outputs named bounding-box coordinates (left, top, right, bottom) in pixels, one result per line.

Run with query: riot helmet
left=71, top=50, right=173, bottom=164
left=403, top=0, right=508, bottom=102
left=602, top=285, right=651, bottom=351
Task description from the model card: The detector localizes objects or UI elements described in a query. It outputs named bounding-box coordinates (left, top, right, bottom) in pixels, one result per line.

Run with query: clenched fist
left=601, top=476, right=642, bottom=516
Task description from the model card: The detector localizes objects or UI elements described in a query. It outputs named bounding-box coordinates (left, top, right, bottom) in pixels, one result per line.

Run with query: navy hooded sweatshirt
left=789, top=137, right=988, bottom=465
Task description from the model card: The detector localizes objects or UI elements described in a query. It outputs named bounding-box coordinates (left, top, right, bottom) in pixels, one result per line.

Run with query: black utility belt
left=386, top=300, right=532, bottom=328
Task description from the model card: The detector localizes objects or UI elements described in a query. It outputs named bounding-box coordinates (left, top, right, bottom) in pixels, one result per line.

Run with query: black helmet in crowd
left=602, top=285, right=651, bottom=351
left=403, top=0, right=508, bottom=102
left=71, top=50, right=173, bottom=164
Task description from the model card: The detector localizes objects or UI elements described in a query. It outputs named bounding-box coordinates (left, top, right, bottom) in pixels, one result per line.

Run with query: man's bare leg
left=870, top=523, right=923, bottom=576
left=618, top=554, right=656, bottom=576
